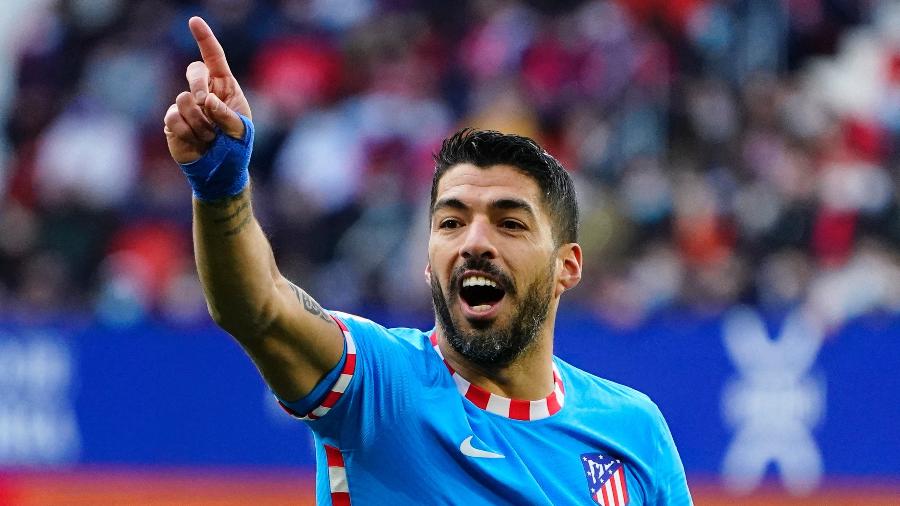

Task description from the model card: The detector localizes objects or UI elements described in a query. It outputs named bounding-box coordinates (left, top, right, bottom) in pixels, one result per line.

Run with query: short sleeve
left=287, top=311, right=426, bottom=450
left=276, top=336, right=348, bottom=418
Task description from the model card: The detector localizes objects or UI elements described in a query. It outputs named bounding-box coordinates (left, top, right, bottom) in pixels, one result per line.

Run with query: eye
left=500, top=219, right=526, bottom=230
left=439, top=218, right=463, bottom=229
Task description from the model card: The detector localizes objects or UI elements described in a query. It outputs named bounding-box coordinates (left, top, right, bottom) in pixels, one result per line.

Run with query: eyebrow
left=432, top=197, right=468, bottom=214
left=491, top=198, right=536, bottom=218
left=432, top=197, right=536, bottom=218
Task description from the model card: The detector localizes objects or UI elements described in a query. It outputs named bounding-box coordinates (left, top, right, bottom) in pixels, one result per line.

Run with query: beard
left=430, top=257, right=555, bottom=368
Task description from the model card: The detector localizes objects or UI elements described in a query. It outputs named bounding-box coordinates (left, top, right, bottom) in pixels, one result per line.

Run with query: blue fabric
left=300, top=311, right=693, bottom=505
left=178, top=114, right=253, bottom=201
left=277, top=340, right=347, bottom=416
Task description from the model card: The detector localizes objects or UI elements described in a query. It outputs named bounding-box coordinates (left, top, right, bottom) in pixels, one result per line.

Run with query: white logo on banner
left=720, top=307, right=825, bottom=495
left=0, top=332, right=80, bottom=464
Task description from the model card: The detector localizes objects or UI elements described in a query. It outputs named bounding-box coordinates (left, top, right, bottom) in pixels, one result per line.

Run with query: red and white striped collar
left=428, top=332, right=566, bottom=421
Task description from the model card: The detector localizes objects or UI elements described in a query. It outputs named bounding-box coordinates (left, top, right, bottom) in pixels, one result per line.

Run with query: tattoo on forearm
left=289, top=283, right=332, bottom=322
left=201, top=193, right=253, bottom=237
left=205, top=193, right=246, bottom=209
left=213, top=200, right=250, bottom=223
left=223, top=212, right=252, bottom=236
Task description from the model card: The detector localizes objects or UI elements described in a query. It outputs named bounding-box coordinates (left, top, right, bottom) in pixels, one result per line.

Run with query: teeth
left=462, top=276, right=499, bottom=288
left=471, top=304, right=492, bottom=312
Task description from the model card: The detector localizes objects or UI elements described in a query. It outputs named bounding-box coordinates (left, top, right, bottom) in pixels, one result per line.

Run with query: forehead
left=434, top=163, right=544, bottom=208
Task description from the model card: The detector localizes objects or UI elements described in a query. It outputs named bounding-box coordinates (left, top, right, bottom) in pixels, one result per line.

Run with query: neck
left=437, top=319, right=557, bottom=401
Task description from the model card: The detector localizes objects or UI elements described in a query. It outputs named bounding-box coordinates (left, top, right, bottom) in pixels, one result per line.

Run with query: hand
left=164, top=16, right=252, bottom=165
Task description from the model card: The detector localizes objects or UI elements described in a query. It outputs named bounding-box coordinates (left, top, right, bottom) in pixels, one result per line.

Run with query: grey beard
left=430, top=261, right=554, bottom=368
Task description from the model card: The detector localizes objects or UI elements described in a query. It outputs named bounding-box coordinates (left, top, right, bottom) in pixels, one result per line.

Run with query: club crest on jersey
left=581, top=453, right=629, bottom=506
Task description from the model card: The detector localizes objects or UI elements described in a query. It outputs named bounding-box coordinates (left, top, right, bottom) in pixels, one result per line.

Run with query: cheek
left=429, top=238, right=456, bottom=268
left=513, top=248, right=554, bottom=274
left=523, top=253, right=557, bottom=287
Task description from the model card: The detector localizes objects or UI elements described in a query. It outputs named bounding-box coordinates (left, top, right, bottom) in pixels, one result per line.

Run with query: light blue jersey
left=279, top=312, right=692, bottom=505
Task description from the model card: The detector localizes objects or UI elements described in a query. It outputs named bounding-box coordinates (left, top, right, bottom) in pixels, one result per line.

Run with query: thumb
left=204, top=92, right=245, bottom=139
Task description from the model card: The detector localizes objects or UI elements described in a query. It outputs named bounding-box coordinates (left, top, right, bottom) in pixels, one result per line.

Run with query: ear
left=424, top=263, right=432, bottom=285
left=555, top=243, right=582, bottom=297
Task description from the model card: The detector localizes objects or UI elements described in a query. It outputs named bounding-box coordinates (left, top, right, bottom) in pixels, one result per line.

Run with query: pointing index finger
left=188, top=16, right=232, bottom=77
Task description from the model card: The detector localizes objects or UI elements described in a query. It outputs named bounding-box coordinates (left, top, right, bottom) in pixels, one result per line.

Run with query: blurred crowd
left=2, top=0, right=900, bottom=329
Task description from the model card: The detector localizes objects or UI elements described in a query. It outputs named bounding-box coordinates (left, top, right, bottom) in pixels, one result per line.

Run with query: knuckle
left=188, top=117, right=210, bottom=134
left=168, top=118, right=185, bottom=132
left=179, top=104, right=202, bottom=120
left=164, top=110, right=179, bottom=125
left=175, top=126, right=195, bottom=141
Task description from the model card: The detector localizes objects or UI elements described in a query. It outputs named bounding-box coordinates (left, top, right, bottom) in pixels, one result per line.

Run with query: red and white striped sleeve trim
left=428, top=332, right=565, bottom=421
left=324, top=444, right=351, bottom=506
left=278, top=316, right=357, bottom=421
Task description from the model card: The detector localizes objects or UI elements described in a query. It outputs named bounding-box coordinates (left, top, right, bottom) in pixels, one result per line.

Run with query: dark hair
left=431, top=128, right=578, bottom=245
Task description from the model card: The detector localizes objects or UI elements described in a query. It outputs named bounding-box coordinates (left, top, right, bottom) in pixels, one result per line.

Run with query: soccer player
left=164, top=16, right=692, bottom=506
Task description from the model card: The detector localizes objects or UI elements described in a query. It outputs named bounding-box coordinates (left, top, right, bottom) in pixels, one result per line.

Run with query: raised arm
left=163, top=17, right=343, bottom=402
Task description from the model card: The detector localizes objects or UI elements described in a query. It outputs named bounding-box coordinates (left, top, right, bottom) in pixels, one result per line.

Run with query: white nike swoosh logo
left=459, top=436, right=505, bottom=459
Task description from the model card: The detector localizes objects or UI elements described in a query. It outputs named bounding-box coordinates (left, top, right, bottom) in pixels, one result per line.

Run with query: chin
left=462, top=316, right=496, bottom=332
left=455, top=303, right=506, bottom=331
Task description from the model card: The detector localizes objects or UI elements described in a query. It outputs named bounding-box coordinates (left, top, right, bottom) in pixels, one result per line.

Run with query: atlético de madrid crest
left=581, top=453, right=629, bottom=506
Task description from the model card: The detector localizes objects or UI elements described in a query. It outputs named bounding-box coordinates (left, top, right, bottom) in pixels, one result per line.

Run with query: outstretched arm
left=163, top=17, right=343, bottom=401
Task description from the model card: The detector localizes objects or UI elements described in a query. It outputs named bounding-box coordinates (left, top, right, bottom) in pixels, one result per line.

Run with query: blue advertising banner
left=1, top=307, right=898, bottom=496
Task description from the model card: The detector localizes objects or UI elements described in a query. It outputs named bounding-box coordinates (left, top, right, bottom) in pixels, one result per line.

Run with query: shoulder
left=555, top=358, right=665, bottom=425
left=555, top=358, right=686, bottom=486
left=329, top=311, right=433, bottom=354
left=325, top=313, right=449, bottom=413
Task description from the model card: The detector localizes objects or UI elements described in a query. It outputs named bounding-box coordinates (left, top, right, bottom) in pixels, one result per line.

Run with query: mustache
left=448, top=257, right=516, bottom=296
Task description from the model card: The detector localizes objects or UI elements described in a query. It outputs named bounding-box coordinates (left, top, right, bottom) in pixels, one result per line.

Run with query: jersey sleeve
left=651, top=406, right=693, bottom=505
left=275, top=324, right=350, bottom=418
left=276, top=311, right=428, bottom=449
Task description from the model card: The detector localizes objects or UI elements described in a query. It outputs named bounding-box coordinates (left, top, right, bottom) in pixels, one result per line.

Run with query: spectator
left=2, top=0, right=899, bottom=332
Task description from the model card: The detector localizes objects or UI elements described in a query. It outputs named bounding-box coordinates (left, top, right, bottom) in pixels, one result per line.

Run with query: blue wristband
left=179, top=113, right=254, bottom=201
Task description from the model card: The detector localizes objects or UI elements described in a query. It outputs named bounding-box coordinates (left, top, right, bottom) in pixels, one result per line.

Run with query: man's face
left=427, top=163, right=562, bottom=367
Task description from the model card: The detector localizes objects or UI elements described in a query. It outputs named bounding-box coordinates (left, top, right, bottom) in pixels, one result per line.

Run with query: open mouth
left=459, top=273, right=506, bottom=315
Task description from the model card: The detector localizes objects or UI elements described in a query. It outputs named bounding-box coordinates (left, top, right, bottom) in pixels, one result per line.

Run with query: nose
left=460, top=219, right=498, bottom=260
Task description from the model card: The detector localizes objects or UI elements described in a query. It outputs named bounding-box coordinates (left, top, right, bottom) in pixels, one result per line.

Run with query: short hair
left=430, top=128, right=578, bottom=245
